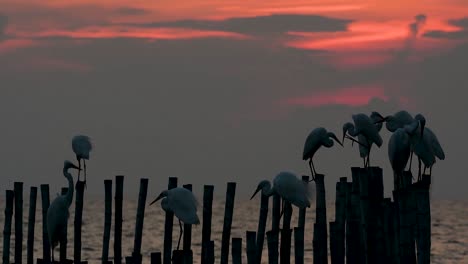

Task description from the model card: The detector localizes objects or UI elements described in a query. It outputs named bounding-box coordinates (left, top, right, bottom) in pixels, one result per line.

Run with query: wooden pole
left=163, top=177, right=178, bottom=264
left=40, top=184, right=51, bottom=263
left=102, top=180, right=112, bottom=264
left=74, top=181, right=86, bottom=263
left=59, top=187, right=69, bottom=262
left=369, top=167, right=385, bottom=264
left=280, top=201, right=293, bottom=264
left=220, top=182, right=236, bottom=264
left=182, top=184, right=193, bottom=253
left=207, top=241, right=215, bottom=264
left=313, top=174, right=327, bottom=264
left=346, top=168, right=361, bottom=264
left=298, top=176, right=309, bottom=229
left=394, top=187, right=415, bottom=264
left=14, top=182, right=24, bottom=264
left=232, top=237, right=242, bottom=264
left=151, top=252, right=162, bottom=264
left=271, top=193, right=281, bottom=263
left=114, top=175, right=124, bottom=264
left=294, top=227, right=304, bottom=264
left=329, top=222, right=337, bottom=264
left=246, top=231, right=257, bottom=264
left=3, top=190, right=14, bottom=264
left=266, top=230, right=279, bottom=264
left=27, top=187, right=37, bottom=264
left=391, top=201, right=400, bottom=264
left=415, top=175, right=431, bottom=264
left=201, top=185, right=214, bottom=264
left=357, top=168, right=369, bottom=264
left=255, top=192, right=269, bottom=264
left=334, top=177, right=347, bottom=264
left=131, top=178, right=148, bottom=264
left=382, top=198, right=395, bottom=264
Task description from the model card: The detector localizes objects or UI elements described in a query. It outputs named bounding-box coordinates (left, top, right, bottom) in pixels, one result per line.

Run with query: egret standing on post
left=302, top=127, right=343, bottom=181
left=354, top=112, right=384, bottom=167
left=150, top=187, right=200, bottom=250
left=72, top=135, right=92, bottom=184
left=343, top=113, right=383, bottom=167
left=47, top=160, right=81, bottom=262
left=251, top=171, right=311, bottom=209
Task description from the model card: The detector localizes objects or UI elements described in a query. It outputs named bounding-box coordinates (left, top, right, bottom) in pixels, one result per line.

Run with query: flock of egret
left=44, top=110, right=444, bottom=261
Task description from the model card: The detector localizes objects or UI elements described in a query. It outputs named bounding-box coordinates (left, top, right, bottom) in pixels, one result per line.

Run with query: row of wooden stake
left=2, top=167, right=431, bottom=264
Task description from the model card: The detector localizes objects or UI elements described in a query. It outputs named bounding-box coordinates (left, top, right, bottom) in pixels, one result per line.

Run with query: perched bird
left=150, top=187, right=200, bottom=250
left=355, top=112, right=384, bottom=167
left=388, top=122, right=419, bottom=189
left=377, top=110, right=414, bottom=132
left=302, top=127, right=342, bottom=181
left=251, top=171, right=311, bottom=211
left=343, top=113, right=383, bottom=167
left=72, top=135, right=92, bottom=184
left=47, top=160, right=80, bottom=262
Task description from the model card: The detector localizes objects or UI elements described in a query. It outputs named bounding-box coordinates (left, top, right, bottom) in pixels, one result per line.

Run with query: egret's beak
left=342, top=130, right=346, bottom=145
left=250, top=187, right=261, bottom=200
left=330, top=133, right=343, bottom=147
left=70, top=163, right=81, bottom=170
left=374, top=116, right=388, bottom=124
left=150, top=193, right=164, bottom=205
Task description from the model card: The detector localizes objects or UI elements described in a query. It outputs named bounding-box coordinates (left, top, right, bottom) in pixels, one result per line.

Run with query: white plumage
left=72, top=135, right=92, bottom=183
left=251, top=171, right=311, bottom=209
left=47, top=160, right=80, bottom=262
left=388, top=123, right=418, bottom=189
left=150, top=187, right=200, bottom=249
left=355, top=112, right=384, bottom=167
left=302, top=127, right=342, bottom=180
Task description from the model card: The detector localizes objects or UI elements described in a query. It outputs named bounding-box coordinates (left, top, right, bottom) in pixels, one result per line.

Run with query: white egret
left=302, top=128, right=343, bottom=181
left=377, top=110, right=414, bottom=132
left=343, top=113, right=383, bottom=167
left=150, top=187, right=200, bottom=250
left=250, top=171, right=311, bottom=214
left=355, top=112, right=384, bottom=167
left=72, top=135, right=92, bottom=184
left=47, top=160, right=80, bottom=262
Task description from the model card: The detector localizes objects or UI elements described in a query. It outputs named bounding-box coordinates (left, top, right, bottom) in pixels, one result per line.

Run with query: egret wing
left=168, top=188, right=200, bottom=224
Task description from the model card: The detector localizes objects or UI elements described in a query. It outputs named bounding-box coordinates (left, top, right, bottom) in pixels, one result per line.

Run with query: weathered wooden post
left=313, top=174, right=327, bottom=264
left=255, top=191, right=269, bottom=264
left=271, top=193, right=281, bottom=263
left=394, top=186, right=416, bottom=264
left=357, top=168, right=369, bottom=264
left=334, top=177, right=347, bottom=264
left=14, top=182, right=23, bottom=264
left=150, top=252, right=162, bottom=264
left=74, top=181, right=86, bottom=264
left=40, top=184, right=51, bottom=263
left=207, top=241, right=215, bottom=264
left=163, top=177, right=177, bottom=264
left=280, top=201, right=293, bottom=264
left=114, top=175, right=124, bottom=264
left=246, top=231, right=257, bottom=264
left=3, top=190, right=14, bottom=264
left=368, top=167, right=385, bottom=264
left=220, top=182, right=236, bottom=264
left=267, top=230, right=279, bottom=264
left=60, top=187, right=69, bottom=263
left=329, top=222, right=338, bottom=264
left=132, top=178, right=149, bottom=264
left=382, top=198, right=395, bottom=264
left=27, top=187, right=37, bottom=264
left=346, top=169, right=361, bottom=264
left=294, top=227, right=304, bottom=264
left=102, top=180, right=112, bottom=264
left=391, top=201, right=400, bottom=264
left=182, top=184, right=193, bottom=262
left=415, top=175, right=431, bottom=264
left=232, top=237, right=242, bottom=264
left=201, top=185, right=214, bottom=264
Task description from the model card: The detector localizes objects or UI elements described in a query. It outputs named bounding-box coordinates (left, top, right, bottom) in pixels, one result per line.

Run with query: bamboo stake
left=3, top=190, right=14, bottom=264
left=27, top=187, right=37, bottom=264
left=220, top=182, right=236, bottom=264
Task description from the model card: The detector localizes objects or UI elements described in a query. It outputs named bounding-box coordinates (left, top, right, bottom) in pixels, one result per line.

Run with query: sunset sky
left=1, top=0, right=467, bottom=199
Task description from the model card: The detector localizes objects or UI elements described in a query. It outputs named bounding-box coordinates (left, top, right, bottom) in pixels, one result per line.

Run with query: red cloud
left=283, top=85, right=388, bottom=107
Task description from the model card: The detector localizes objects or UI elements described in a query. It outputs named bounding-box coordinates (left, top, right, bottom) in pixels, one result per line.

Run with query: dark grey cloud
left=424, top=17, right=468, bottom=39
left=0, top=14, right=7, bottom=40
left=409, top=14, right=427, bottom=36
left=124, top=14, right=352, bottom=35
left=114, top=7, right=151, bottom=16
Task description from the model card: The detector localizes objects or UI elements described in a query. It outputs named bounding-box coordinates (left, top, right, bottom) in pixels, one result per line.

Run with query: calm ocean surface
left=0, top=198, right=467, bottom=263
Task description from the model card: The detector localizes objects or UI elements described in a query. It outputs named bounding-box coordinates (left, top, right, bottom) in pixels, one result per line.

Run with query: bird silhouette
left=354, top=112, right=384, bottom=167
left=251, top=171, right=311, bottom=219
left=72, top=135, right=92, bottom=185
left=343, top=113, right=383, bottom=167
left=302, top=127, right=342, bottom=181
left=47, top=160, right=80, bottom=262
left=150, top=187, right=200, bottom=250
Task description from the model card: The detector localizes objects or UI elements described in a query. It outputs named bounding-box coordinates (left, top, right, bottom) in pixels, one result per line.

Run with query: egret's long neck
left=347, top=124, right=357, bottom=137
left=161, top=198, right=170, bottom=212
left=64, top=170, right=74, bottom=207
left=263, top=184, right=275, bottom=197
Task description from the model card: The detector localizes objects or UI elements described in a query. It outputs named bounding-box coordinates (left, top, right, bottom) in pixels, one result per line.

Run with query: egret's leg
left=177, top=219, right=183, bottom=250
left=418, top=158, right=422, bottom=180
left=51, top=248, right=54, bottom=263
left=363, top=158, right=367, bottom=168
left=77, top=158, right=82, bottom=182
left=83, top=159, right=87, bottom=189
left=280, top=198, right=285, bottom=219
left=309, top=159, right=315, bottom=181
left=429, top=166, right=432, bottom=177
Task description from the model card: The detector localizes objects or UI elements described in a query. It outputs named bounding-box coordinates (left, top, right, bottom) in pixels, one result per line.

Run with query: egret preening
left=251, top=172, right=311, bottom=218
left=354, top=112, right=384, bottom=167
left=47, top=160, right=80, bottom=262
left=376, top=110, right=414, bottom=132
left=343, top=113, right=383, bottom=167
left=72, top=135, right=92, bottom=184
left=302, top=128, right=343, bottom=181
left=150, top=187, right=200, bottom=250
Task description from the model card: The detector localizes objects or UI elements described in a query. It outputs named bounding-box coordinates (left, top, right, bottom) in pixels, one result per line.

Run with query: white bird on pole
left=343, top=113, right=383, bottom=167
left=150, top=187, right=200, bottom=250
left=377, top=110, right=414, bottom=132
left=251, top=171, right=311, bottom=218
left=354, top=112, right=384, bottom=167
left=72, top=135, right=92, bottom=184
left=302, top=127, right=343, bottom=181
left=47, top=160, right=80, bottom=262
